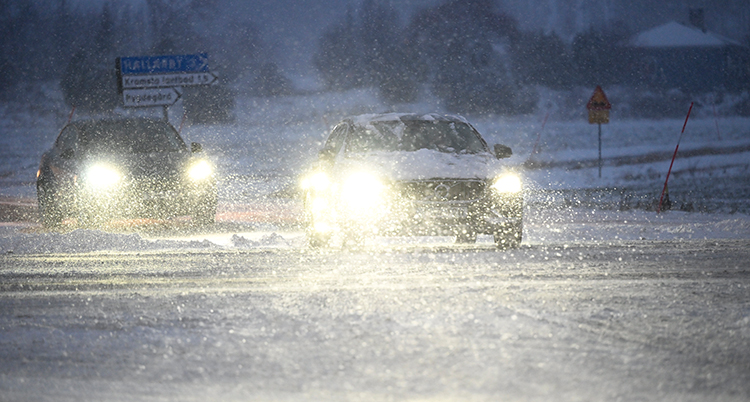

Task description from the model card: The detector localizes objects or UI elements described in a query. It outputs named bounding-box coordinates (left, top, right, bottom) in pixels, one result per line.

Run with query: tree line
left=6, top=0, right=731, bottom=117
left=313, top=0, right=639, bottom=115
left=0, top=0, right=273, bottom=120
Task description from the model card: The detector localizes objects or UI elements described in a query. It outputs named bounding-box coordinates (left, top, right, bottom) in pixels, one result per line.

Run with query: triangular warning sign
left=587, top=86, right=611, bottom=111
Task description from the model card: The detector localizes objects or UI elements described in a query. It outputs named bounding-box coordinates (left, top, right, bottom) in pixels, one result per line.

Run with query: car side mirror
left=494, top=144, right=512, bottom=159
left=61, top=148, right=75, bottom=160
left=191, top=142, right=203, bottom=153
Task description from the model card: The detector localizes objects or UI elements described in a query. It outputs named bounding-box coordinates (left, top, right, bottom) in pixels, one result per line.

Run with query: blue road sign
left=119, top=53, right=209, bottom=75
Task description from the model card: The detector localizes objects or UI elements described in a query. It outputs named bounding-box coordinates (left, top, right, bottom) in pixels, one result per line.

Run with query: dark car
left=300, top=113, right=523, bottom=248
left=36, top=117, right=217, bottom=227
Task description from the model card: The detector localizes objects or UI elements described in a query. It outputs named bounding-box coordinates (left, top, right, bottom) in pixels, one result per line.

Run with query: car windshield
left=78, top=120, right=186, bottom=154
left=347, top=120, right=487, bottom=154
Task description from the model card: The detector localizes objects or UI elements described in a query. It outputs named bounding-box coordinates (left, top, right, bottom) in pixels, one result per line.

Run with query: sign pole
left=586, top=86, right=611, bottom=179
left=598, top=123, right=602, bottom=178
left=117, top=53, right=212, bottom=111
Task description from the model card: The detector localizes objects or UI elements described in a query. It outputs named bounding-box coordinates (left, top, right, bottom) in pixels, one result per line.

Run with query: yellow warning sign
left=587, top=86, right=611, bottom=124
left=588, top=109, right=609, bottom=124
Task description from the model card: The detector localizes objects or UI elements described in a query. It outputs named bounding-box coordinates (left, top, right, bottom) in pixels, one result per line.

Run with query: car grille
left=395, top=179, right=486, bottom=202
left=128, top=174, right=181, bottom=195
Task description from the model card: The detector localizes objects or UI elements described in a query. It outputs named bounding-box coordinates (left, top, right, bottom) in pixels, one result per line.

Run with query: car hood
left=338, top=149, right=505, bottom=181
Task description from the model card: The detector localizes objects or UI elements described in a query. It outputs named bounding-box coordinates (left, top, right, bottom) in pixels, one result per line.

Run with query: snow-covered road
left=2, top=84, right=750, bottom=401
left=1, top=234, right=749, bottom=402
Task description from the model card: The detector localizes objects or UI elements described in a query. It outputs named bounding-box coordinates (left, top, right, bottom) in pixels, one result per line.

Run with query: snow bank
left=3, top=207, right=750, bottom=254
left=0, top=227, right=214, bottom=254
left=0, top=226, right=304, bottom=254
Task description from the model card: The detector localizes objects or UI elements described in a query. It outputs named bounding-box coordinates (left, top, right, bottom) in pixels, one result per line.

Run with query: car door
left=49, top=124, right=80, bottom=189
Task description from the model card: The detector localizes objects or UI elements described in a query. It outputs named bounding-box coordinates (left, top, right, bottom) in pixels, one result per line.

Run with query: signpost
left=120, top=72, right=217, bottom=89
left=116, top=53, right=214, bottom=120
left=122, top=87, right=181, bottom=108
left=587, top=86, right=612, bottom=178
left=118, top=53, right=209, bottom=75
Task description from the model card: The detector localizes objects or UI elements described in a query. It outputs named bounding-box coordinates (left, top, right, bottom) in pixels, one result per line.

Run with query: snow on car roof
left=347, top=113, right=470, bottom=127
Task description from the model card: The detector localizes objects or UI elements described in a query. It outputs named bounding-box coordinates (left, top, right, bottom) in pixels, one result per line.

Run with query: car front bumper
left=307, top=189, right=523, bottom=237
left=75, top=179, right=216, bottom=220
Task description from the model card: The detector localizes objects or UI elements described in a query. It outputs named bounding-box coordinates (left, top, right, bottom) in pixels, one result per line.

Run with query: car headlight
left=491, top=173, right=522, bottom=193
left=188, top=160, right=213, bottom=181
left=83, top=163, right=121, bottom=190
left=340, top=171, right=384, bottom=210
left=301, top=171, right=330, bottom=191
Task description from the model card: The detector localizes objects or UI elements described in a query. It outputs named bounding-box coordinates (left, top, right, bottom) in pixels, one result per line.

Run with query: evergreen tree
left=251, top=62, right=293, bottom=97
left=571, top=22, right=631, bottom=87
left=510, top=31, right=574, bottom=89
left=313, top=1, right=419, bottom=103
left=408, top=0, right=534, bottom=115
left=60, top=3, right=120, bottom=113
left=313, top=8, right=366, bottom=91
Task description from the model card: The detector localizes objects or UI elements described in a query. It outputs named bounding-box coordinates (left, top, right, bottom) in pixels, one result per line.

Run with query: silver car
left=301, top=113, right=523, bottom=248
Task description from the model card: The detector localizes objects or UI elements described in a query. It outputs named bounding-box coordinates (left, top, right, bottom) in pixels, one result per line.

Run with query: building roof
left=629, top=21, right=743, bottom=48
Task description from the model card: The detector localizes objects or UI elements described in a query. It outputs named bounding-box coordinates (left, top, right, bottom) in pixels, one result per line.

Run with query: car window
left=78, top=120, right=186, bottom=154
left=346, top=126, right=397, bottom=153
left=401, top=121, right=487, bottom=154
left=345, top=120, right=487, bottom=154
left=322, top=124, right=348, bottom=156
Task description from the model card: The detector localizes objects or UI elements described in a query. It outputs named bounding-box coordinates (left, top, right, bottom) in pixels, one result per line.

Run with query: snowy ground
left=1, top=84, right=750, bottom=401
left=1, top=236, right=749, bottom=402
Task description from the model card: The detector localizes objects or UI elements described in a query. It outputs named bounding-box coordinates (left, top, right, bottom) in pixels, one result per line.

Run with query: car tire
left=341, top=229, right=368, bottom=248
left=494, top=221, right=523, bottom=249
left=308, top=233, right=332, bottom=248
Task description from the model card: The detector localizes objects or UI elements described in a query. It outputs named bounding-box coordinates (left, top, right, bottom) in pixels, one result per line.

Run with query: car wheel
left=342, top=230, right=366, bottom=248
left=308, top=232, right=332, bottom=248
left=455, top=229, right=477, bottom=244
left=494, top=221, right=523, bottom=249
left=37, top=180, right=63, bottom=227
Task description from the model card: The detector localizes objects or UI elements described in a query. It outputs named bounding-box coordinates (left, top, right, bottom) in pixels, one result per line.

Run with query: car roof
left=344, top=113, right=471, bottom=128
